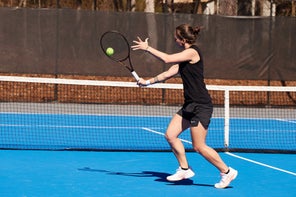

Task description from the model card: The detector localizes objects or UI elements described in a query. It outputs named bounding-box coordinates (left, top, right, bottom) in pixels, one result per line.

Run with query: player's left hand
left=131, top=37, right=149, bottom=51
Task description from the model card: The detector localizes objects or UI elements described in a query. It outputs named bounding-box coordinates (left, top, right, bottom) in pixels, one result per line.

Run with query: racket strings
left=101, top=32, right=130, bottom=61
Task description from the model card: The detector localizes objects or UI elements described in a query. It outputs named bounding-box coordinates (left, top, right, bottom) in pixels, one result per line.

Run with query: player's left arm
left=132, top=37, right=199, bottom=64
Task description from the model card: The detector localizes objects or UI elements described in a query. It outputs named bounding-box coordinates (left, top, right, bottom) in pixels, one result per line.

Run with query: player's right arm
left=137, top=64, right=179, bottom=86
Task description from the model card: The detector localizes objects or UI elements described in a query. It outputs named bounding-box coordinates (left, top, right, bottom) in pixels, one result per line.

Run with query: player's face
left=174, top=34, right=183, bottom=47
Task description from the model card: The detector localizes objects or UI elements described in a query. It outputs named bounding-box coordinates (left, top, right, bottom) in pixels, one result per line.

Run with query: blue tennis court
left=0, top=150, right=295, bottom=197
left=0, top=112, right=296, bottom=196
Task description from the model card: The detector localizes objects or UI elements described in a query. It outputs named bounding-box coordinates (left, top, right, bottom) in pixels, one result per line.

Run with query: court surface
left=0, top=150, right=295, bottom=197
left=0, top=113, right=295, bottom=196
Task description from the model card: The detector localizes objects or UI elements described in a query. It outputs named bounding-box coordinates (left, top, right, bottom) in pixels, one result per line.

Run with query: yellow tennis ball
left=106, top=47, right=114, bottom=56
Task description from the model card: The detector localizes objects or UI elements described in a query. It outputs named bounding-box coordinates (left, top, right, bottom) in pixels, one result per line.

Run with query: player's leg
left=190, top=123, right=238, bottom=188
left=191, top=123, right=228, bottom=171
left=165, top=114, right=195, bottom=181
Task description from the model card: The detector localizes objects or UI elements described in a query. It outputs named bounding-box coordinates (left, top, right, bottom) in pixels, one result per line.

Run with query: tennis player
left=131, top=24, right=238, bottom=189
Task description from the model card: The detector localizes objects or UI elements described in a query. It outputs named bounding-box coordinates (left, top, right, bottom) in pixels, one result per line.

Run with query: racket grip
left=131, top=71, right=140, bottom=81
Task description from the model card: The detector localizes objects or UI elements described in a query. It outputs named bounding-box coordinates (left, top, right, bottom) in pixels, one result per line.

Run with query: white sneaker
left=166, top=167, right=195, bottom=181
left=214, top=167, right=238, bottom=189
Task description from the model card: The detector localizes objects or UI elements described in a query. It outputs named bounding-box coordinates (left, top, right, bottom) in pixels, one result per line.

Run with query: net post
left=224, top=89, right=230, bottom=150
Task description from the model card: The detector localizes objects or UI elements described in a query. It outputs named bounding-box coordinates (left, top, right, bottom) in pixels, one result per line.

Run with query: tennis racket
left=100, top=31, right=140, bottom=81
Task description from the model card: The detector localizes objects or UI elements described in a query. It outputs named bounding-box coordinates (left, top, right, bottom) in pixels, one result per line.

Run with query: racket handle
left=131, top=71, right=140, bottom=81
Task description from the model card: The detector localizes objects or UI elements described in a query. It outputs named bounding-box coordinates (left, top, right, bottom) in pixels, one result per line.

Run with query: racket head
left=100, top=31, right=130, bottom=62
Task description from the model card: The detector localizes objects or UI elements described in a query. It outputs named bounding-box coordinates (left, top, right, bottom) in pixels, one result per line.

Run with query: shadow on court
left=78, top=167, right=216, bottom=187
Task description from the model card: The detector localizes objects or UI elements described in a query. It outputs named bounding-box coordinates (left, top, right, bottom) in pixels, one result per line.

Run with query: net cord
left=0, top=76, right=295, bottom=92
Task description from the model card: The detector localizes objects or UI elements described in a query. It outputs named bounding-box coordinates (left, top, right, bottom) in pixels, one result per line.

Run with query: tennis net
left=0, top=75, right=295, bottom=153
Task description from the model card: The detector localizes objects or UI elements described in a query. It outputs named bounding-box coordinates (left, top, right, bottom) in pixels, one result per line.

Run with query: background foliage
left=0, top=0, right=295, bottom=16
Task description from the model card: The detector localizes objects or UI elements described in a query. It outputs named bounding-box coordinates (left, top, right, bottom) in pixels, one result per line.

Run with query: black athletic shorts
left=177, top=102, right=213, bottom=129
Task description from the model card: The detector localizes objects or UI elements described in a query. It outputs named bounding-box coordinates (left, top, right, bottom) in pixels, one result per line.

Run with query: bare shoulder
left=184, top=48, right=200, bottom=63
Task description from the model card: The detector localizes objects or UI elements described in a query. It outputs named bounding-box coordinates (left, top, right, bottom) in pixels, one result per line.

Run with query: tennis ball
left=106, top=47, right=114, bottom=56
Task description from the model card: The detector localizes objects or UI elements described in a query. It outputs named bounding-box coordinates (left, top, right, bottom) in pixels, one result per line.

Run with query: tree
left=145, top=0, right=155, bottom=12
left=218, top=0, right=238, bottom=15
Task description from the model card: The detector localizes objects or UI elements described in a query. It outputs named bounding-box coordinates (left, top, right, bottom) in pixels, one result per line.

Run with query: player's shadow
left=78, top=167, right=216, bottom=187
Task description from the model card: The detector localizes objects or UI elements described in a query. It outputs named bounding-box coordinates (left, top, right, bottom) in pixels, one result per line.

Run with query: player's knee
left=164, top=132, right=170, bottom=141
left=192, top=144, right=206, bottom=153
left=192, top=145, right=201, bottom=153
left=164, top=132, right=176, bottom=143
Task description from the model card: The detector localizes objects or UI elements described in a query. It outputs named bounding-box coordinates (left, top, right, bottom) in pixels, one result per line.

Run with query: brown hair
left=175, top=24, right=201, bottom=44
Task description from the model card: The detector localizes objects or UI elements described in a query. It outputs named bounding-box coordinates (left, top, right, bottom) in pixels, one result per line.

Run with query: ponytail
left=194, top=26, right=201, bottom=36
left=176, top=24, right=201, bottom=44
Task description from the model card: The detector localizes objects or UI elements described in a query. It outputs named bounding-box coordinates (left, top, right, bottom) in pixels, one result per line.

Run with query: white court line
left=225, top=152, right=296, bottom=176
left=0, top=124, right=144, bottom=129
left=143, top=127, right=296, bottom=177
left=142, top=127, right=192, bottom=144
left=276, top=118, right=296, bottom=124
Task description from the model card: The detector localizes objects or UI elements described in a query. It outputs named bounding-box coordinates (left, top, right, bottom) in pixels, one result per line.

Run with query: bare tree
left=162, top=0, right=174, bottom=13
left=18, top=0, right=27, bottom=7
left=145, top=0, right=155, bottom=12
left=113, top=0, right=124, bottom=11
left=126, top=0, right=136, bottom=11
left=293, top=0, right=296, bottom=16
left=218, top=0, right=237, bottom=15
left=76, top=0, right=82, bottom=10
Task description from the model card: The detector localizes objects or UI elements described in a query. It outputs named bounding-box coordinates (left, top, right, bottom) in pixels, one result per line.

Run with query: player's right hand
left=137, top=78, right=148, bottom=87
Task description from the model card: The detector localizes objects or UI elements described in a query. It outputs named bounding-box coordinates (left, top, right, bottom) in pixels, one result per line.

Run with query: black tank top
left=179, top=45, right=212, bottom=105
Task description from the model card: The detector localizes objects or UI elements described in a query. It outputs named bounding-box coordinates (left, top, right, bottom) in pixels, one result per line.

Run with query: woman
left=131, top=24, right=238, bottom=189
